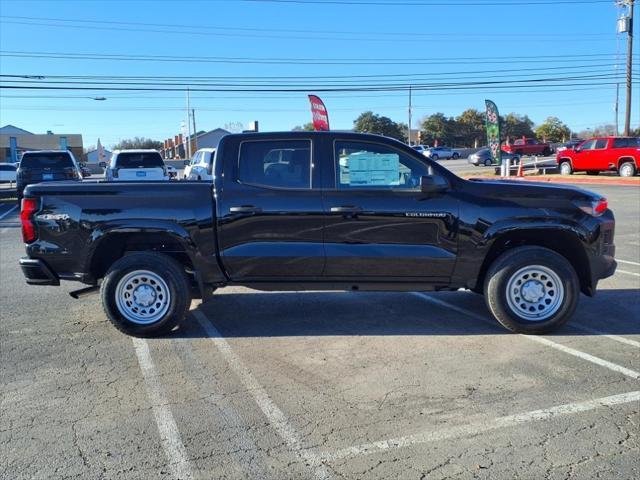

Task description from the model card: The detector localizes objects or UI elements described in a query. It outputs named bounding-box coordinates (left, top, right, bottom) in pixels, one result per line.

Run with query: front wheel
left=452, top=152, right=460, bottom=159
left=484, top=246, right=579, bottom=334
left=101, top=252, right=191, bottom=337
left=484, top=158, right=492, bottom=167
left=431, top=154, right=439, bottom=160
left=559, top=161, right=573, bottom=175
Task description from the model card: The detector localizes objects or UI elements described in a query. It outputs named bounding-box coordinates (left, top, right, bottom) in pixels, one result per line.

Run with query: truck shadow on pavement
left=174, top=288, right=640, bottom=338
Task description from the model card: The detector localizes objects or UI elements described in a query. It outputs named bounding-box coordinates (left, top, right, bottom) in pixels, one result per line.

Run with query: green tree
left=501, top=113, right=535, bottom=141
left=353, top=111, right=407, bottom=142
left=112, top=137, right=162, bottom=150
left=420, top=112, right=454, bottom=145
left=456, top=109, right=485, bottom=147
left=292, top=122, right=315, bottom=131
left=535, top=116, right=571, bottom=143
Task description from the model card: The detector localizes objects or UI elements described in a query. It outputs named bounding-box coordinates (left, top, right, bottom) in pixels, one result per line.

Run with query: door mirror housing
left=420, top=175, right=448, bottom=194
left=183, top=159, right=190, bottom=166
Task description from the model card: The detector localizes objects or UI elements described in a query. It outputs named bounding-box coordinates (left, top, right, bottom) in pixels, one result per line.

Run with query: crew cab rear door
left=216, top=136, right=325, bottom=279
left=322, top=138, right=458, bottom=280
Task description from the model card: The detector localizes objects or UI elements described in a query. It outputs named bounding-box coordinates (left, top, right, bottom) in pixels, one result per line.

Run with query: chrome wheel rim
left=506, top=265, right=564, bottom=322
left=115, top=270, right=170, bottom=324
left=560, top=163, right=571, bottom=175
left=620, top=164, right=633, bottom=177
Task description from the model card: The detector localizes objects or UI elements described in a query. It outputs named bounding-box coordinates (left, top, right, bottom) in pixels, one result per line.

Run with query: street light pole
left=624, top=0, right=635, bottom=136
left=407, top=85, right=412, bottom=145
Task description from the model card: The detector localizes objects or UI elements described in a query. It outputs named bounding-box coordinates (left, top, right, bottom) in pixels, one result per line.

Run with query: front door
left=572, top=139, right=596, bottom=170
left=322, top=139, right=459, bottom=281
left=217, top=138, right=325, bottom=280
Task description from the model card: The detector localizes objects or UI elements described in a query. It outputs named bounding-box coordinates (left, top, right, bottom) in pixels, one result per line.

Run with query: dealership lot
left=1, top=185, right=638, bottom=479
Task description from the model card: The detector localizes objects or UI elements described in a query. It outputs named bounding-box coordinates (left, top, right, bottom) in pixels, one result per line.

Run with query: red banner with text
left=308, top=95, right=330, bottom=131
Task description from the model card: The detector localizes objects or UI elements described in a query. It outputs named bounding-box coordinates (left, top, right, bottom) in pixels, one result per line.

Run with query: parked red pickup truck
left=502, top=138, right=552, bottom=157
left=556, top=136, right=639, bottom=177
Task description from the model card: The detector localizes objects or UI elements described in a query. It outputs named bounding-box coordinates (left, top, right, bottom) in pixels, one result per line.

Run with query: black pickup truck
left=19, top=131, right=616, bottom=336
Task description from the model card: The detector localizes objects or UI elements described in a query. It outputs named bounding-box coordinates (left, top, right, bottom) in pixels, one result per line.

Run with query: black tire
left=542, top=147, right=551, bottom=156
left=618, top=161, right=636, bottom=178
left=452, top=152, right=460, bottom=159
left=484, top=246, right=579, bottom=334
left=484, top=158, right=492, bottom=167
left=101, top=252, right=191, bottom=337
left=431, top=154, right=439, bottom=160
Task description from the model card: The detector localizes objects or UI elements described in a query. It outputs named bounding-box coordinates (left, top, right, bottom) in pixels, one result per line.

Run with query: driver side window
left=579, top=140, right=596, bottom=151
left=335, top=141, right=429, bottom=190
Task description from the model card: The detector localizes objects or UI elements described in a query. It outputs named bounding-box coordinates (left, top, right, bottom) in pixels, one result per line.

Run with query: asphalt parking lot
left=1, top=184, right=638, bottom=480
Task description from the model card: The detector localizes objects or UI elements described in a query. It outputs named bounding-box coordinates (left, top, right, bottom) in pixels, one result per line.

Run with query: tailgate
left=117, top=168, right=167, bottom=181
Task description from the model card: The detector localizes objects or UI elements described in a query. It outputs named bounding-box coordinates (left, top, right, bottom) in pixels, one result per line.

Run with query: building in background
left=0, top=125, right=83, bottom=163
left=85, top=147, right=112, bottom=164
left=161, top=128, right=230, bottom=160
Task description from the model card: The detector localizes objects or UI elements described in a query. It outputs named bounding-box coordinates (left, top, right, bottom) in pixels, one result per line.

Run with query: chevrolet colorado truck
left=19, top=131, right=616, bottom=336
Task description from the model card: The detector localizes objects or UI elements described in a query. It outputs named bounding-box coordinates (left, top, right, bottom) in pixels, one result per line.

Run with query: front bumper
left=19, top=257, right=60, bottom=286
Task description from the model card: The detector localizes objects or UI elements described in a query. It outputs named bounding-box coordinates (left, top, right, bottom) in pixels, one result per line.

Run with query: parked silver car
left=468, top=148, right=520, bottom=167
left=425, top=146, right=459, bottom=160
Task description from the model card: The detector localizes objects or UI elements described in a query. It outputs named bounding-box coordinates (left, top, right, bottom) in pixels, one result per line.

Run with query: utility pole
left=615, top=82, right=620, bottom=135
left=191, top=108, right=197, bottom=152
left=622, top=0, right=635, bottom=136
left=185, top=87, right=192, bottom=159
left=407, top=85, right=412, bottom=145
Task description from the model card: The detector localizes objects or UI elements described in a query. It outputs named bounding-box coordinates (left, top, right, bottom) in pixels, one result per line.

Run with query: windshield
left=20, top=153, right=74, bottom=169
left=115, top=152, right=164, bottom=168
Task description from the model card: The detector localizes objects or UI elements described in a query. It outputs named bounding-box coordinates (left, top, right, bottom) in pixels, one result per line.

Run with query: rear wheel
left=484, top=158, right=492, bottom=167
left=431, top=154, right=439, bottom=160
left=542, top=147, right=551, bottom=156
left=559, top=161, right=573, bottom=175
left=452, top=152, right=460, bottom=159
left=484, top=246, right=579, bottom=334
left=619, top=162, right=636, bottom=178
left=101, top=252, right=191, bottom=337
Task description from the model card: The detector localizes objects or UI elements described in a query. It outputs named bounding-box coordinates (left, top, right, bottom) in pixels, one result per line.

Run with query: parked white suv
left=102, top=150, right=168, bottom=181
left=186, top=148, right=216, bottom=181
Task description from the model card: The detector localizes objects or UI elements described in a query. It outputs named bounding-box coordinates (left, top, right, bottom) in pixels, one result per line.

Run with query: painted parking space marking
left=193, top=309, right=332, bottom=480
left=132, top=338, right=194, bottom=480
left=617, top=269, right=640, bottom=278
left=413, top=293, right=640, bottom=379
left=0, top=204, right=17, bottom=220
left=319, top=390, right=640, bottom=461
left=617, top=259, right=640, bottom=267
left=571, top=323, right=640, bottom=348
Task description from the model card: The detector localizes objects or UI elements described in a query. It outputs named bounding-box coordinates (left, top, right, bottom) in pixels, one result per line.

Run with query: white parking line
left=193, top=309, right=332, bottom=480
left=320, top=390, right=640, bottom=461
left=132, top=338, right=194, bottom=480
left=0, top=205, right=17, bottom=220
left=617, top=269, right=640, bottom=278
left=413, top=293, right=640, bottom=380
left=571, top=324, right=640, bottom=348
left=617, top=259, right=640, bottom=267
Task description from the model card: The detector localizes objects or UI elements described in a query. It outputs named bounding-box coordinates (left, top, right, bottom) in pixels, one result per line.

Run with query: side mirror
left=421, top=175, right=448, bottom=194
left=183, top=159, right=190, bottom=166
left=99, top=162, right=106, bottom=168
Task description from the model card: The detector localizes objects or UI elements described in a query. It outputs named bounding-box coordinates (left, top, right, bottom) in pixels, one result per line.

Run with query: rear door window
left=20, top=153, right=74, bottom=169
left=594, top=139, right=608, bottom=149
left=238, top=140, right=311, bottom=189
left=613, top=137, right=640, bottom=148
left=116, top=152, right=164, bottom=168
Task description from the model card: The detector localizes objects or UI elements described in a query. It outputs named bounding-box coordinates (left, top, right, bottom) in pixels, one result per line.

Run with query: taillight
left=20, top=197, right=39, bottom=243
left=575, top=197, right=608, bottom=217
left=593, top=198, right=608, bottom=215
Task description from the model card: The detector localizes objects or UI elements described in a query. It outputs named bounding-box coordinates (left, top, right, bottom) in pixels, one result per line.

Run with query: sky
left=0, top=0, right=638, bottom=148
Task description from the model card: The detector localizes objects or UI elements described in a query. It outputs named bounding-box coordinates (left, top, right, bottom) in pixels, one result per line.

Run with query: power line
left=242, top=0, right=611, bottom=5
left=1, top=50, right=631, bottom=66
left=0, top=15, right=613, bottom=38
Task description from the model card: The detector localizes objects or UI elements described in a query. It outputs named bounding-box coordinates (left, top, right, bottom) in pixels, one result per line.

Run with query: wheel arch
left=475, top=228, right=592, bottom=296
left=87, top=228, right=197, bottom=282
left=617, top=156, right=637, bottom=168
